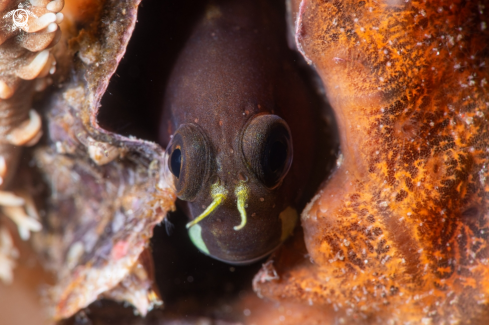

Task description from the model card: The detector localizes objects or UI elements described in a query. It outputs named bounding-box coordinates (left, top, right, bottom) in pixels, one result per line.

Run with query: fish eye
left=241, top=114, right=293, bottom=189
left=169, top=147, right=182, bottom=178
left=167, top=124, right=211, bottom=200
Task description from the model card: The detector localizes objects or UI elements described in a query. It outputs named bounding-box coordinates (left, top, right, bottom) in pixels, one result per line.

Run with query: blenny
left=160, top=0, right=317, bottom=264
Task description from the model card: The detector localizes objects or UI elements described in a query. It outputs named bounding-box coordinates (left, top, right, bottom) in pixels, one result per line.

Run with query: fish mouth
left=206, top=244, right=281, bottom=266
left=188, top=223, right=281, bottom=265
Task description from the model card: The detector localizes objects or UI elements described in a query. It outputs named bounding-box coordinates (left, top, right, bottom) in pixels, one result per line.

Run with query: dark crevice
left=77, top=0, right=339, bottom=323
left=97, top=0, right=207, bottom=141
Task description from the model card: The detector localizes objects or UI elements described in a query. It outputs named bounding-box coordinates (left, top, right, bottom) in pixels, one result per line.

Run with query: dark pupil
left=170, top=148, right=182, bottom=178
left=268, top=140, right=287, bottom=173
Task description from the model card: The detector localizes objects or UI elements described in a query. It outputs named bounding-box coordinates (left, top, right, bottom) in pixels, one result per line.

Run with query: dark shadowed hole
left=96, top=0, right=207, bottom=141
left=87, top=0, right=288, bottom=321
left=81, top=0, right=339, bottom=322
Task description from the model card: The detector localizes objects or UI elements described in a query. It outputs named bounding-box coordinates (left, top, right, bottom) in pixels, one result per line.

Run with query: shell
left=5, top=0, right=175, bottom=320
left=29, top=0, right=177, bottom=319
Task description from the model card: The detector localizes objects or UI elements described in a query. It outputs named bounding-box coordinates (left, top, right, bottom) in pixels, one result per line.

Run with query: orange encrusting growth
left=254, top=0, right=489, bottom=323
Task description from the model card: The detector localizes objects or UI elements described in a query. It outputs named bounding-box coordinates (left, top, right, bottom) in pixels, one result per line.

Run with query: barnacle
left=0, top=227, right=19, bottom=284
left=1, top=0, right=488, bottom=324
left=0, top=0, right=63, bottom=284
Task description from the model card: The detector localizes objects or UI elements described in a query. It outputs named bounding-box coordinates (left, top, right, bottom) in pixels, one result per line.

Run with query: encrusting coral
left=253, top=0, right=489, bottom=324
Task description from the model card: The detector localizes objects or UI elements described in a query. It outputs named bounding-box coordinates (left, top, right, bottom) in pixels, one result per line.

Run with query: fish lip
left=198, top=242, right=282, bottom=266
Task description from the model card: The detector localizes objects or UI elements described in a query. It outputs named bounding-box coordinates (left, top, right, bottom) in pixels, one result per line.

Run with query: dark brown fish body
left=160, top=0, right=317, bottom=264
